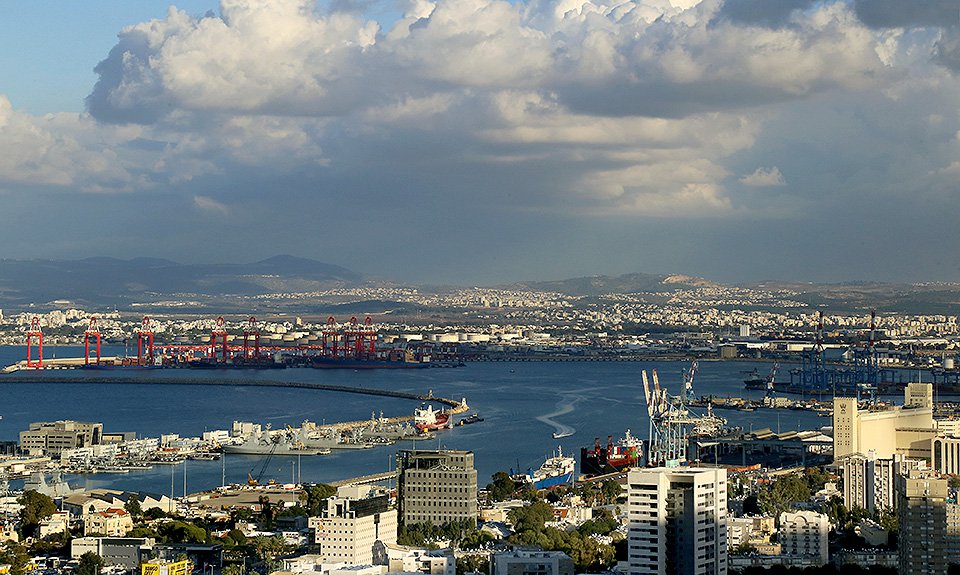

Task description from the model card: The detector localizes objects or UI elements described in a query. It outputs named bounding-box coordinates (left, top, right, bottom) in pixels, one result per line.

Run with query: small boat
left=457, top=413, right=484, bottom=426
left=552, top=431, right=573, bottom=439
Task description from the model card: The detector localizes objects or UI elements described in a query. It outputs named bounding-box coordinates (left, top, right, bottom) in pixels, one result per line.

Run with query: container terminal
left=4, top=314, right=452, bottom=373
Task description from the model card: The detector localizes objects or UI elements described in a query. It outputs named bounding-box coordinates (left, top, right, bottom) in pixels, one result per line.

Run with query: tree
left=508, top=501, right=554, bottom=533
left=125, top=494, right=144, bottom=520
left=600, top=480, right=623, bottom=503
left=17, top=491, right=57, bottom=537
left=77, top=552, right=104, bottom=575
left=0, top=541, right=30, bottom=575
left=486, top=472, right=517, bottom=502
left=456, top=555, right=490, bottom=575
left=301, top=484, right=336, bottom=516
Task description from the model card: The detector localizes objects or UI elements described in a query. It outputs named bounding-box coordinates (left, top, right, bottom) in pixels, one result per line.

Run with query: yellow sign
left=141, top=560, right=190, bottom=575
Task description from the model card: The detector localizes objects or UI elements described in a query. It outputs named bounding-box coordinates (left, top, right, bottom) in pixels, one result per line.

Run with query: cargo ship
left=513, top=447, right=576, bottom=489
left=188, top=358, right=286, bottom=370
left=414, top=403, right=451, bottom=432
left=580, top=430, right=642, bottom=476
left=311, top=357, right=430, bottom=369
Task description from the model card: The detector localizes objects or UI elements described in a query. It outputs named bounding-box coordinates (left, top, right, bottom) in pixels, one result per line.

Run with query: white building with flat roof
left=308, top=485, right=397, bottom=566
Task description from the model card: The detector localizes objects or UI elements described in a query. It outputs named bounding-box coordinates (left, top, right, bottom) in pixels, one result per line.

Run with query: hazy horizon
left=1, top=0, right=959, bottom=286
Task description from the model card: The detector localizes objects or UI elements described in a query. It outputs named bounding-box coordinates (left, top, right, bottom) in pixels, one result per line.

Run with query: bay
left=0, top=345, right=828, bottom=494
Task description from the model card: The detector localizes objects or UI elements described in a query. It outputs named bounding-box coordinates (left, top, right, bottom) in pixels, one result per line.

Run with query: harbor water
left=0, top=345, right=832, bottom=494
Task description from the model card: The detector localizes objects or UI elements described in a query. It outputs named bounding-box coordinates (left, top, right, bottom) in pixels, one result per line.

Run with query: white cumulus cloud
left=740, top=166, right=787, bottom=187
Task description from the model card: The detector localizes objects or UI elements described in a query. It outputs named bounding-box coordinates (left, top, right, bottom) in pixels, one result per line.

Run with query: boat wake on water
left=536, top=398, right=578, bottom=439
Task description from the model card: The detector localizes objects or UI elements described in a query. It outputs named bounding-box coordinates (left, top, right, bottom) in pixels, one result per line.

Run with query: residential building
left=626, top=466, right=727, bottom=575
left=896, top=469, right=948, bottom=575
left=833, top=384, right=936, bottom=462
left=947, top=502, right=960, bottom=567
left=84, top=507, right=133, bottom=536
left=396, top=450, right=477, bottom=527
left=0, top=523, right=18, bottom=544
left=777, top=511, right=829, bottom=566
left=39, top=511, right=71, bottom=538
left=840, top=451, right=924, bottom=513
left=492, top=550, right=574, bottom=575
left=19, top=421, right=103, bottom=457
left=307, top=485, right=398, bottom=565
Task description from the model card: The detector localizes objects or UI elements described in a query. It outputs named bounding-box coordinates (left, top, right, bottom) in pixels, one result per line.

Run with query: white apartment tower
left=627, top=467, right=727, bottom=575
left=840, top=451, right=924, bottom=513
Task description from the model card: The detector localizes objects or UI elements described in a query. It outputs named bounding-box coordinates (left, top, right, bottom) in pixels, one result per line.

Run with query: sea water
left=0, top=345, right=828, bottom=494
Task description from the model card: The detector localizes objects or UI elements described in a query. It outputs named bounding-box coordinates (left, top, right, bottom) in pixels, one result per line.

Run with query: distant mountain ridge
left=0, top=255, right=364, bottom=305
left=511, top=272, right=719, bottom=296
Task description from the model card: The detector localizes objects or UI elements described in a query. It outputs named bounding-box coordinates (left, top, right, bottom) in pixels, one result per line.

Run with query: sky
left=0, top=0, right=958, bottom=285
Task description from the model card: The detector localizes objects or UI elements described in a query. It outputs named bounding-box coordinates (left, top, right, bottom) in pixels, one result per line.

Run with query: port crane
left=643, top=368, right=726, bottom=467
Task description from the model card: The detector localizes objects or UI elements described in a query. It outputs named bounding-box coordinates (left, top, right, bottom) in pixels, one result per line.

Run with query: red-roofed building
left=83, top=507, right=133, bottom=537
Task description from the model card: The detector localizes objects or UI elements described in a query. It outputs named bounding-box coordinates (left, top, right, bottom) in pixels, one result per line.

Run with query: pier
left=0, top=375, right=469, bottom=430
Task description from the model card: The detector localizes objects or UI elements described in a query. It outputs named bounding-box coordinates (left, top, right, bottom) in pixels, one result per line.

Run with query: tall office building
left=308, top=485, right=397, bottom=565
left=627, top=467, right=727, bottom=575
left=896, top=469, right=948, bottom=575
left=396, top=450, right=478, bottom=527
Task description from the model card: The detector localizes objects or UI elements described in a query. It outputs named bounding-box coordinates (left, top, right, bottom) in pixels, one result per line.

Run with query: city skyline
left=1, top=0, right=959, bottom=285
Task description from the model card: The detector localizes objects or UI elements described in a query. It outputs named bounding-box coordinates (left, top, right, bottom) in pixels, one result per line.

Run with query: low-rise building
left=71, top=537, right=155, bottom=570
left=492, top=550, right=574, bottom=575
left=19, top=421, right=103, bottom=457
left=39, top=511, right=71, bottom=538
left=372, top=543, right=455, bottom=575
left=84, top=507, right=133, bottom=536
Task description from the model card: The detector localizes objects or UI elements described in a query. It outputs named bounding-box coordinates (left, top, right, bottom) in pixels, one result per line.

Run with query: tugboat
left=580, top=430, right=642, bottom=476
left=457, top=413, right=484, bottom=426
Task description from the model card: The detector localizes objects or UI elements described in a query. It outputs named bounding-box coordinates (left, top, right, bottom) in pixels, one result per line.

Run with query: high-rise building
left=307, top=485, right=397, bottom=565
left=626, top=466, right=727, bottom=575
left=777, top=511, right=829, bottom=566
left=833, top=384, right=936, bottom=462
left=896, top=469, right=948, bottom=575
left=840, top=451, right=924, bottom=513
left=396, top=450, right=478, bottom=527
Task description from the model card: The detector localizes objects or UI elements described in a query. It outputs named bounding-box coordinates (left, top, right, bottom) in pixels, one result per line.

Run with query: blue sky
left=0, top=2, right=218, bottom=114
left=0, top=0, right=958, bottom=285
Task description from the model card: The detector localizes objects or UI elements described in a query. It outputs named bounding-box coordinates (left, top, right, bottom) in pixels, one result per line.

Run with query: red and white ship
left=414, top=403, right=451, bottom=432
